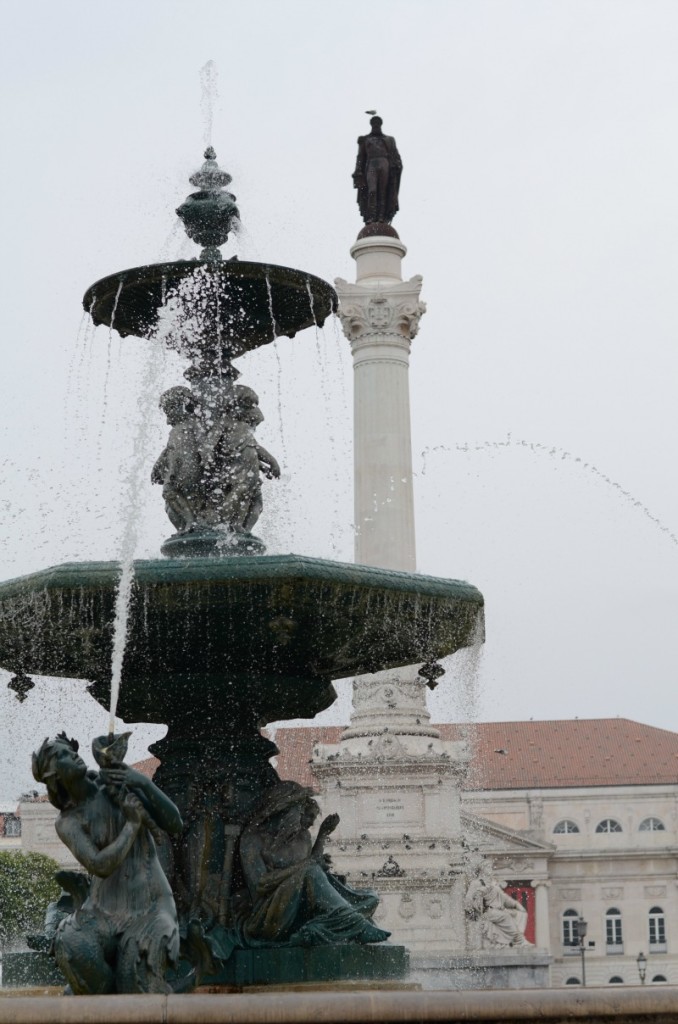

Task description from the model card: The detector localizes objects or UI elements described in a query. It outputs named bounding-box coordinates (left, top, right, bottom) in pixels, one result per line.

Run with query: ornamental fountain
left=0, top=141, right=484, bottom=991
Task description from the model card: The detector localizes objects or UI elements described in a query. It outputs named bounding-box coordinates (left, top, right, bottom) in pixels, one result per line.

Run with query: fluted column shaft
left=335, top=237, right=425, bottom=573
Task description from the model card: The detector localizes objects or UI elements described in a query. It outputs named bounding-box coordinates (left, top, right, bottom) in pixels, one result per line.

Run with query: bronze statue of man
left=353, top=116, right=402, bottom=225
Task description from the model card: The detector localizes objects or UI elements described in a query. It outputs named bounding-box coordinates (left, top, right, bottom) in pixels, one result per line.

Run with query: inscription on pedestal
left=358, top=790, right=423, bottom=828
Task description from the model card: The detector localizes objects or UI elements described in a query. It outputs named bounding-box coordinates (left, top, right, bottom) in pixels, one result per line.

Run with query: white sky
left=2, top=0, right=678, bottom=803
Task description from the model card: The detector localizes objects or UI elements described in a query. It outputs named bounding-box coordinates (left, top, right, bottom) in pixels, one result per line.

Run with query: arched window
left=649, top=907, right=667, bottom=951
left=553, top=820, right=580, bottom=834
left=605, top=908, right=623, bottom=952
left=609, top=976, right=624, bottom=984
left=639, top=817, right=665, bottom=832
left=596, top=819, right=623, bottom=833
left=565, top=977, right=581, bottom=985
left=562, top=909, right=580, bottom=947
left=652, top=975, right=667, bottom=983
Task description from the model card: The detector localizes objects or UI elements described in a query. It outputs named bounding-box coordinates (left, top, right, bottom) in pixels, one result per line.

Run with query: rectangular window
left=606, top=915, right=623, bottom=953
left=650, top=917, right=666, bottom=948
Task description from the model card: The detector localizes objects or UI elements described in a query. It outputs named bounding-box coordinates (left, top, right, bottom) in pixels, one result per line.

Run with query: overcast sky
left=2, top=0, right=678, bottom=803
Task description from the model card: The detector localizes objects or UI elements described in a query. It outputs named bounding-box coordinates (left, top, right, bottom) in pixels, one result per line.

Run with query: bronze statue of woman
left=239, top=780, right=390, bottom=946
left=32, top=732, right=183, bottom=994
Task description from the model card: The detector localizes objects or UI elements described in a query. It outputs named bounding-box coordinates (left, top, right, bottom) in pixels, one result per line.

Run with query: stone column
left=531, top=879, right=552, bottom=950
left=335, top=232, right=428, bottom=739
left=335, top=234, right=425, bottom=573
left=316, top=236, right=470, bottom=954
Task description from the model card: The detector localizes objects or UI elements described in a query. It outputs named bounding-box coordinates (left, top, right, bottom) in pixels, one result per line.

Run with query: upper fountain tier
left=82, top=148, right=337, bottom=357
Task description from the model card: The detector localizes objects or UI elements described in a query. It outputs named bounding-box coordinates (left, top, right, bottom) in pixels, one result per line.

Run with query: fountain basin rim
left=0, top=553, right=483, bottom=605
left=82, top=260, right=338, bottom=350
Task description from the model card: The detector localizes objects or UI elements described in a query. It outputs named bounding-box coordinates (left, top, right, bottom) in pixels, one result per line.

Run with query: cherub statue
left=200, top=385, right=280, bottom=533
left=152, top=382, right=280, bottom=538
left=151, top=386, right=203, bottom=533
left=32, top=732, right=183, bottom=994
left=238, top=781, right=389, bottom=946
left=464, top=857, right=532, bottom=949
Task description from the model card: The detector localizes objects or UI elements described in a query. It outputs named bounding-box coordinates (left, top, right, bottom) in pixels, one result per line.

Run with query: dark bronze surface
left=0, top=555, right=483, bottom=721
left=30, top=733, right=182, bottom=995
left=353, top=116, right=402, bottom=226
left=83, top=261, right=337, bottom=354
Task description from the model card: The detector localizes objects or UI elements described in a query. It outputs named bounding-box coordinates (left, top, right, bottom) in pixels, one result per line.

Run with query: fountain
left=0, top=144, right=484, bottom=991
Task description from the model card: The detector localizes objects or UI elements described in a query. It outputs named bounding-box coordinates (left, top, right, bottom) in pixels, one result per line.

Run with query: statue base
left=161, top=528, right=266, bottom=558
left=208, top=944, right=409, bottom=987
left=1, top=952, right=64, bottom=989
left=1, top=945, right=409, bottom=991
left=356, top=222, right=400, bottom=240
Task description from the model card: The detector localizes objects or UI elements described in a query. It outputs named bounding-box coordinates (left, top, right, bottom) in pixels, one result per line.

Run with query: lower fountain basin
left=0, top=554, right=483, bottom=725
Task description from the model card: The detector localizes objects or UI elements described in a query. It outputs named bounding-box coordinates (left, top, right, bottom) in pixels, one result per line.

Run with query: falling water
left=265, top=273, right=286, bottom=451
left=107, top=267, right=222, bottom=730
left=329, top=312, right=348, bottom=408
left=65, top=299, right=96, bottom=404
left=64, top=312, right=91, bottom=407
left=107, top=331, right=169, bottom=732
left=62, top=306, right=95, bottom=446
left=306, top=280, right=344, bottom=553
left=200, top=60, right=218, bottom=150
left=97, top=278, right=124, bottom=456
left=421, top=435, right=678, bottom=549
left=305, top=280, right=321, bottom=358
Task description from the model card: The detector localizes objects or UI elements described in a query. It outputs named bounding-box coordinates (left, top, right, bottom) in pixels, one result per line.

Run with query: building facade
left=20, top=717, right=678, bottom=987
left=0, top=806, right=21, bottom=852
left=275, top=717, right=678, bottom=987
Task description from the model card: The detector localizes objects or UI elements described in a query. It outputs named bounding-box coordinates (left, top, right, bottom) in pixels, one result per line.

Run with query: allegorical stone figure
left=32, top=732, right=183, bottom=994
left=151, top=382, right=280, bottom=537
left=464, top=858, right=532, bottom=949
left=353, top=115, right=403, bottom=225
left=238, top=781, right=390, bottom=946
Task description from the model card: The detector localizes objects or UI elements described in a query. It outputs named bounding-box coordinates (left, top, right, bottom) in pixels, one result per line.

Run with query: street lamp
left=577, top=916, right=588, bottom=987
left=636, top=951, right=647, bottom=985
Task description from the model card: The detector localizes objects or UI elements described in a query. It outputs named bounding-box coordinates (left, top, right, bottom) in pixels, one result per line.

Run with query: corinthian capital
left=334, top=276, right=426, bottom=345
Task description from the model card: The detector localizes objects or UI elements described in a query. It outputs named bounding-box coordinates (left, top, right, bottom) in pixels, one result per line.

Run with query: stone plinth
left=209, top=945, right=409, bottom=987
left=409, top=951, right=553, bottom=990
left=312, top=665, right=471, bottom=953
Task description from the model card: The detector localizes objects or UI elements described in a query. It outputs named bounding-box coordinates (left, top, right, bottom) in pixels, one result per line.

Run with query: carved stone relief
left=424, top=895, right=445, bottom=919
left=335, top=277, right=426, bottom=344
left=558, top=889, right=582, bottom=900
left=397, top=893, right=416, bottom=920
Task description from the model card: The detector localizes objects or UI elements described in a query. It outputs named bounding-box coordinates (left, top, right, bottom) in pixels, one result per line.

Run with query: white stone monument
left=312, top=121, right=473, bottom=949
left=312, top=122, right=551, bottom=982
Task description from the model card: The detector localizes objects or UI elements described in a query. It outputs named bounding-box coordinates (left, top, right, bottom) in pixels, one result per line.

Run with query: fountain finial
left=177, top=148, right=239, bottom=261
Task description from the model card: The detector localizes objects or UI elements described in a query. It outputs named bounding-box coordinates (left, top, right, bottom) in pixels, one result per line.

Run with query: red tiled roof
left=133, top=757, right=159, bottom=779
left=272, top=719, right=678, bottom=791
left=133, top=719, right=678, bottom=792
left=274, top=725, right=344, bottom=788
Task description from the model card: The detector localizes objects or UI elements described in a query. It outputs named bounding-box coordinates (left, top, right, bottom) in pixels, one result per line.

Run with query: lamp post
left=577, top=916, right=588, bottom=987
left=636, top=951, right=647, bottom=985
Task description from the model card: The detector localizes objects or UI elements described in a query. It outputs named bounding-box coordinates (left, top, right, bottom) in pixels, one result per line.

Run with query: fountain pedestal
left=0, top=139, right=489, bottom=989
left=0, top=553, right=483, bottom=971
